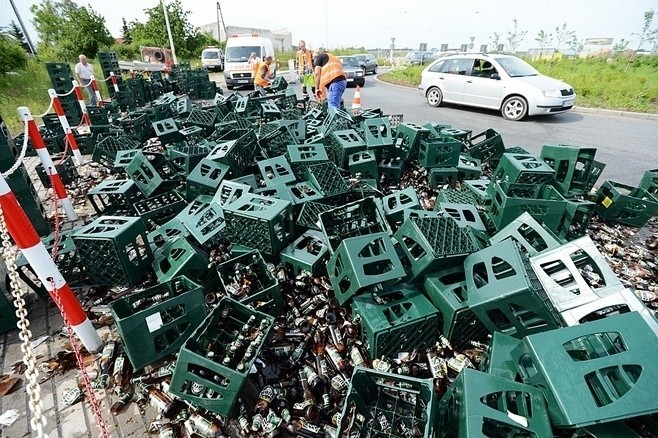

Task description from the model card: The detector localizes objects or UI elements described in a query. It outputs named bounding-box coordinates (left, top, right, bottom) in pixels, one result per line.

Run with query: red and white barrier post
left=71, top=80, right=91, bottom=125
left=0, top=174, right=103, bottom=353
left=48, top=89, right=84, bottom=166
left=17, top=107, right=77, bottom=221
left=109, top=72, right=120, bottom=93
left=89, top=75, right=104, bottom=108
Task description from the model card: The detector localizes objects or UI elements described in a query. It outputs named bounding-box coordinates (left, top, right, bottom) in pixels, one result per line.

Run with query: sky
left=2, top=0, right=657, bottom=52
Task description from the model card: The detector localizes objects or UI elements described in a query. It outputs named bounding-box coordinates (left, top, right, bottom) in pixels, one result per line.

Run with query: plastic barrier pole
left=71, top=80, right=91, bottom=125
left=17, top=107, right=77, bottom=221
left=0, top=174, right=103, bottom=353
left=48, top=89, right=84, bottom=166
left=109, top=72, right=120, bottom=93
left=89, top=75, right=104, bottom=108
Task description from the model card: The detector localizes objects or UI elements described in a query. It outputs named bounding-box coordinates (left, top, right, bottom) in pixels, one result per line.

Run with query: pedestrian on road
left=74, top=54, right=97, bottom=106
left=297, top=40, right=315, bottom=100
left=313, top=49, right=347, bottom=110
left=254, top=55, right=274, bottom=97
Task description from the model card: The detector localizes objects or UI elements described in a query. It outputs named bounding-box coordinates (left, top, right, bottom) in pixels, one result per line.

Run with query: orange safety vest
left=297, top=49, right=312, bottom=74
left=318, top=54, right=345, bottom=90
left=254, top=61, right=270, bottom=86
left=249, top=57, right=260, bottom=76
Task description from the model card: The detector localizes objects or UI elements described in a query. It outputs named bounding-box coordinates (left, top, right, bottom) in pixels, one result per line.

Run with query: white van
left=200, top=47, right=224, bottom=72
left=223, top=35, right=276, bottom=89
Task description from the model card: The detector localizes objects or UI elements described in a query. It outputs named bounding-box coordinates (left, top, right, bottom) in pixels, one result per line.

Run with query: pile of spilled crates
left=3, top=50, right=658, bottom=436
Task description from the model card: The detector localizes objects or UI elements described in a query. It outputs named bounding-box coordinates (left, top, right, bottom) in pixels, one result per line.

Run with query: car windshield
left=340, top=57, right=360, bottom=68
left=495, top=56, right=540, bottom=77
left=225, top=46, right=260, bottom=62
left=202, top=51, right=220, bottom=59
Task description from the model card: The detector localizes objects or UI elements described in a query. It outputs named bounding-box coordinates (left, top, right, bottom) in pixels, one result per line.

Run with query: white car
left=418, top=53, right=576, bottom=121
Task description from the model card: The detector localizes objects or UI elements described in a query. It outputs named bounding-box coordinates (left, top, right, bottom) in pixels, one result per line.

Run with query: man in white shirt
left=74, top=54, right=97, bottom=106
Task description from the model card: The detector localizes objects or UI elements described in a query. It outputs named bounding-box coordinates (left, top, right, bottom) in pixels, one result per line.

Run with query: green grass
left=379, top=55, right=658, bottom=114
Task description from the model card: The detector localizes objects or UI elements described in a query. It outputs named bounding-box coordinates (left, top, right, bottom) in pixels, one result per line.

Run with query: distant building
left=198, top=22, right=293, bottom=52
left=580, top=37, right=614, bottom=57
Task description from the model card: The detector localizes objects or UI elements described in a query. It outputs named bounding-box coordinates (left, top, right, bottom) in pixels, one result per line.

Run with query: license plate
left=563, top=99, right=574, bottom=107
left=237, top=80, right=248, bottom=84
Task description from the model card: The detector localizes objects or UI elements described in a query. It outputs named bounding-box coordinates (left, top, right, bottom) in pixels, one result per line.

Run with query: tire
left=373, top=65, right=378, bottom=74
left=227, top=85, right=234, bottom=90
left=501, top=96, right=528, bottom=121
left=426, top=87, right=443, bottom=107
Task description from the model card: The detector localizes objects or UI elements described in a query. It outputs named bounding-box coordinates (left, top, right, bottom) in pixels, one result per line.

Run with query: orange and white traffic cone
left=351, top=85, right=362, bottom=114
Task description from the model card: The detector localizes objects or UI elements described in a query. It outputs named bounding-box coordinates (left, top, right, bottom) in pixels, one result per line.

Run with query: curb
left=373, top=72, right=658, bottom=121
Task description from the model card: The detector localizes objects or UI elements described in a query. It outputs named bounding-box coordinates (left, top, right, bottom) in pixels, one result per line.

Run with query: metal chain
left=0, top=206, right=49, bottom=438
left=48, top=173, right=111, bottom=438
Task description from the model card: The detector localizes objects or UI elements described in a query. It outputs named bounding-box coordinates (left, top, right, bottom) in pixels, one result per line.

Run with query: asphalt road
left=210, top=69, right=658, bottom=186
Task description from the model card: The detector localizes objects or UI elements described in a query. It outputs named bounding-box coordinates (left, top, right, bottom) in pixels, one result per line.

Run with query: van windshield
left=202, top=51, right=220, bottom=59
left=226, top=46, right=261, bottom=62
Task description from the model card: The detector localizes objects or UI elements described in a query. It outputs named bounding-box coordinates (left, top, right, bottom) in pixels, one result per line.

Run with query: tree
left=0, top=34, right=28, bottom=73
left=506, top=18, right=527, bottom=53
left=121, top=17, right=132, bottom=44
left=3, top=21, right=31, bottom=53
left=553, top=23, right=576, bottom=54
left=614, top=38, right=630, bottom=53
left=633, top=9, right=658, bottom=51
left=535, top=30, right=553, bottom=49
left=30, top=0, right=114, bottom=60
left=489, top=32, right=503, bottom=52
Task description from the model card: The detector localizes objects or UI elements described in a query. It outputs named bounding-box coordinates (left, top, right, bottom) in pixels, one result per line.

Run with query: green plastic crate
left=348, top=150, right=379, bottom=181
left=455, top=154, right=482, bottom=181
left=86, top=179, right=143, bottom=216
left=510, top=312, right=658, bottom=428
left=167, top=143, right=211, bottom=176
left=329, top=129, right=367, bottom=169
left=132, top=190, right=187, bottom=230
left=297, top=201, right=335, bottom=231
left=92, top=135, right=141, bottom=169
left=0, top=285, right=18, bottom=334
left=338, top=366, right=439, bottom=438
left=396, top=216, right=478, bottom=282
left=488, top=181, right=568, bottom=232
left=327, top=232, right=407, bottom=305
left=152, top=237, right=219, bottom=292
left=126, top=151, right=182, bottom=198
left=463, top=128, right=505, bottom=164
left=186, top=158, right=230, bottom=201
left=304, top=161, right=350, bottom=197
left=147, top=218, right=190, bottom=250
left=319, top=197, right=390, bottom=253
left=206, top=132, right=257, bottom=177
left=638, top=168, right=658, bottom=197
left=213, top=180, right=252, bottom=207
left=463, top=179, right=492, bottom=206
left=595, top=180, right=658, bottom=228
left=540, top=144, right=605, bottom=198
left=216, top=250, right=283, bottom=316
left=257, top=123, right=297, bottom=157
left=422, top=266, right=489, bottom=350
left=560, top=197, right=596, bottom=240
left=169, top=298, right=274, bottom=416
left=280, top=230, right=329, bottom=276
left=286, top=143, right=330, bottom=180
left=437, top=202, right=487, bottom=232
left=489, top=153, right=556, bottom=195
left=391, top=122, right=431, bottom=161
left=36, top=155, right=77, bottom=188
left=381, top=187, right=420, bottom=229
left=489, top=211, right=563, bottom=257
left=437, top=188, right=479, bottom=206
left=465, top=239, right=562, bottom=339
left=223, top=194, right=293, bottom=255
left=152, top=118, right=183, bottom=145
left=362, top=117, right=394, bottom=156
left=72, top=216, right=153, bottom=287
left=256, top=156, right=296, bottom=187
left=353, top=286, right=439, bottom=358
left=418, top=136, right=461, bottom=168
left=378, top=157, right=405, bottom=182
left=109, top=276, right=206, bottom=370
left=176, top=196, right=226, bottom=247
left=113, top=149, right=141, bottom=173
left=438, top=368, right=553, bottom=438
left=429, top=167, right=458, bottom=189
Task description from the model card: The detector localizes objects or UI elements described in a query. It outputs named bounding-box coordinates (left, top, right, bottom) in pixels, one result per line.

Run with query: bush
left=0, top=35, right=28, bottom=73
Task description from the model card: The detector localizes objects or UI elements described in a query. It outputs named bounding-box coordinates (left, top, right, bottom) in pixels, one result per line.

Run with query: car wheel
left=426, top=87, right=443, bottom=107
left=373, top=65, right=378, bottom=74
left=501, top=96, right=528, bottom=121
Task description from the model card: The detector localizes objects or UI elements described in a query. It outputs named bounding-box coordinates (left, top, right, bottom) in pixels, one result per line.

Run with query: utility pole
left=161, top=0, right=178, bottom=65
left=216, top=2, right=227, bottom=42
left=9, top=0, right=36, bottom=56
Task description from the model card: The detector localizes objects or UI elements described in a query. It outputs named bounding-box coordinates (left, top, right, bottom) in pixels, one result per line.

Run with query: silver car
left=418, top=53, right=576, bottom=121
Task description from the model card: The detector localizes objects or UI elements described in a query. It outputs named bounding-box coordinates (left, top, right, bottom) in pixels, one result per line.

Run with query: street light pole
left=161, top=0, right=178, bottom=65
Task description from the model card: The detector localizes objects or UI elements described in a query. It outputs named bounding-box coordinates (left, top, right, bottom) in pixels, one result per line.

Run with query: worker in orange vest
left=297, top=40, right=315, bottom=100
left=254, top=55, right=274, bottom=96
left=248, top=51, right=261, bottom=78
left=313, top=49, right=347, bottom=110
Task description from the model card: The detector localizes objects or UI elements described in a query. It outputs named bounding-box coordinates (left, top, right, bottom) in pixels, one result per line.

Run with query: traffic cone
left=351, top=85, right=362, bottom=114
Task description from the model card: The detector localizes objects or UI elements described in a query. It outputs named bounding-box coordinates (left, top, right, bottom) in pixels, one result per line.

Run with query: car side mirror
left=491, top=73, right=501, bottom=80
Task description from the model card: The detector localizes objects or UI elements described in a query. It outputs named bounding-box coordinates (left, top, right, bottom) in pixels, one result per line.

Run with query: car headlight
left=544, top=90, right=561, bottom=98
